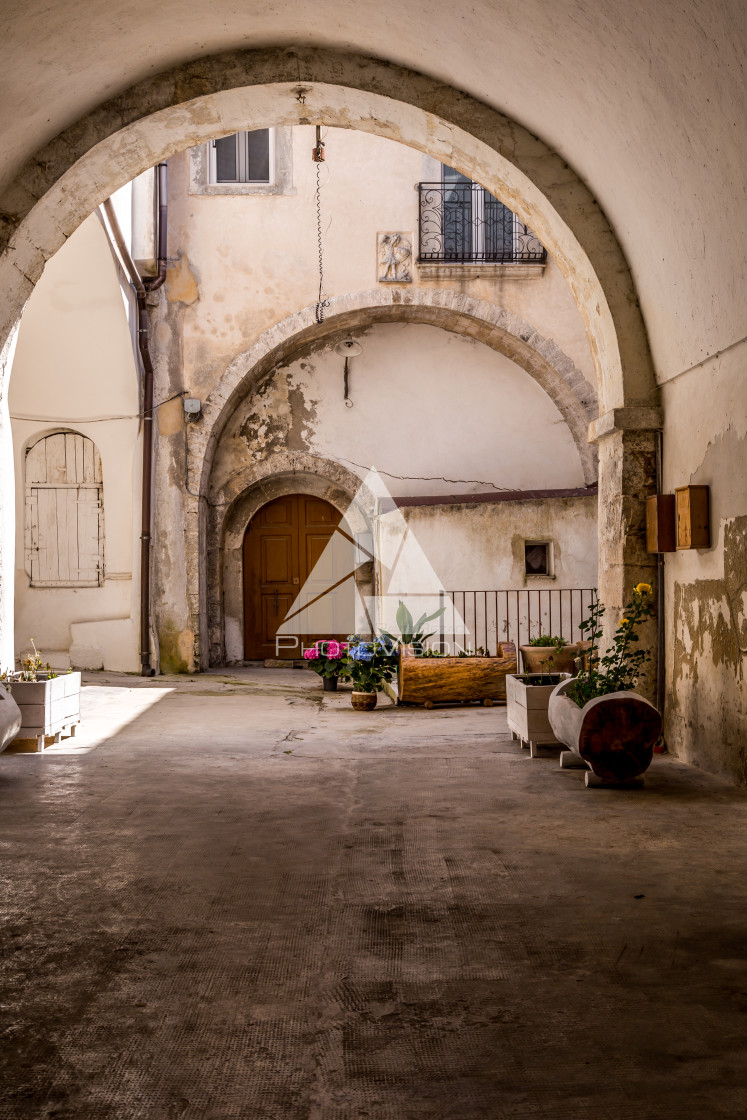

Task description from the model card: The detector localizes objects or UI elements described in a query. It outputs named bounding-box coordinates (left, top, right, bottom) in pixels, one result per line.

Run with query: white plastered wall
left=9, top=213, right=142, bottom=672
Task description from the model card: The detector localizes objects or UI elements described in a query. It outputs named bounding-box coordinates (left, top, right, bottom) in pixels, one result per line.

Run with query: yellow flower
left=634, top=583, right=652, bottom=596
left=619, top=617, right=632, bottom=628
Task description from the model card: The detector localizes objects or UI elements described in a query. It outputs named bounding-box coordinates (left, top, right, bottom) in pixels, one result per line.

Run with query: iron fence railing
left=418, top=182, right=547, bottom=264
left=436, top=588, right=596, bottom=658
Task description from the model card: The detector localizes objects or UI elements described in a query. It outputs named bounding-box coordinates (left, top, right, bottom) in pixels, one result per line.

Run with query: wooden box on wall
left=646, top=495, right=676, bottom=553
left=675, top=485, right=710, bottom=549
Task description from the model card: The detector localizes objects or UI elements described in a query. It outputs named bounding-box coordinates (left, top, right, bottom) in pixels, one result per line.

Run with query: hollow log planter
left=519, top=642, right=591, bottom=675
left=397, top=643, right=517, bottom=707
left=548, top=678, right=662, bottom=783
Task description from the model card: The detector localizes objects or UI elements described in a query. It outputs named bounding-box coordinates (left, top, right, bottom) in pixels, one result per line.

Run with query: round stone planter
left=0, top=687, right=22, bottom=753
left=548, top=678, right=661, bottom=782
left=351, top=691, right=377, bottom=711
left=520, top=642, right=591, bottom=675
left=322, top=674, right=339, bottom=692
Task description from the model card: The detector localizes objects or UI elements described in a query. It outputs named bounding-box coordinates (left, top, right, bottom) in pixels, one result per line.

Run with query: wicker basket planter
left=351, top=691, right=377, bottom=711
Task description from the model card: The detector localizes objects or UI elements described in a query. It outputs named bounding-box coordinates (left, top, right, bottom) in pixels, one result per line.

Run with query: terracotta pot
left=322, top=674, right=339, bottom=692
left=548, top=678, right=661, bottom=781
left=351, top=691, right=377, bottom=711
left=520, top=642, right=591, bottom=675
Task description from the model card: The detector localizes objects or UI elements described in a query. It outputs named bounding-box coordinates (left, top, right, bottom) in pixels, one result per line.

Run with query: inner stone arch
left=209, top=454, right=374, bottom=665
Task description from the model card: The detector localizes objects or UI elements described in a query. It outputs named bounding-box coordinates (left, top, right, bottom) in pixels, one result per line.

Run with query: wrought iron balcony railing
left=418, top=182, right=547, bottom=264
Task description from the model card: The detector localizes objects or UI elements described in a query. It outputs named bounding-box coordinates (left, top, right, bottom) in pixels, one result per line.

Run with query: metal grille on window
left=25, top=432, right=104, bottom=587
left=419, top=167, right=546, bottom=263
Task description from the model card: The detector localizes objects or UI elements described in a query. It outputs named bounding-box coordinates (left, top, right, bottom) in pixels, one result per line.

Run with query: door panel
left=243, top=494, right=346, bottom=660
left=261, top=536, right=293, bottom=584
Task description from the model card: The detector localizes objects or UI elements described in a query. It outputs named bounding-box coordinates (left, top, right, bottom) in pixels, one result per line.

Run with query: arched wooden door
left=242, top=494, right=347, bottom=660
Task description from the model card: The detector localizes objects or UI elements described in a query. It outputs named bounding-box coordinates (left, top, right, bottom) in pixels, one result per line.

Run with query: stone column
left=589, top=407, right=662, bottom=704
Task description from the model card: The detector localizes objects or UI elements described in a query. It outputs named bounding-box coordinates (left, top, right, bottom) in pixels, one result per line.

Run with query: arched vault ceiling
left=0, top=0, right=743, bottom=381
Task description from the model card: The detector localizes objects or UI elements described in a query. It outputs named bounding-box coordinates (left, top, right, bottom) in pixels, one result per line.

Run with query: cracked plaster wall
left=661, top=347, right=747, bottom=784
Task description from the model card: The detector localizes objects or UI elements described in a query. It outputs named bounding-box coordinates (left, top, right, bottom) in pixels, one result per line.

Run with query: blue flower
left=350, top=643, right=373, bottom=661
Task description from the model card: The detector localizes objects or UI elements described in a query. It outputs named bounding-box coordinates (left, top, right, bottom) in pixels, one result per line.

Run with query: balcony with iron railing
left=418, top=182, right=547, bottom=265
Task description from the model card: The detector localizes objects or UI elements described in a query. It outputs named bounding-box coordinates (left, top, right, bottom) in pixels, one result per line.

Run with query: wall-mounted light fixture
left=334, top=338, right=363, bottom=407
left=183, top=397, right=202, bottom=420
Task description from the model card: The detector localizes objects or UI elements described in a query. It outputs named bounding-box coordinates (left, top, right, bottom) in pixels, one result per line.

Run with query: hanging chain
left=312, top=126, right=330, bottom=325
left=315, top=160, right=329, bottom=323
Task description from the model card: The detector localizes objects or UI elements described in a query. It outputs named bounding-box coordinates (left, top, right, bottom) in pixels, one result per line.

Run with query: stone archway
left=209, top=453, right=374, bottom=666
left=194, top=289, right=600, bottom=498
left=194, top=295, right=601, bottom=666
left=0, top=48, right=661, bottom=670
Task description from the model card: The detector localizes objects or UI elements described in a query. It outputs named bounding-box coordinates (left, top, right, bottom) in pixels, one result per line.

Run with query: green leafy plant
left=528, top=634, right=567, bottom=650
left=302, top=639, right=349, bottom=679
left=380, top=600, right=447, bottom=654
left=344, top=637, right=396, bottom=693
left=566, top=584, right=654, bottom=708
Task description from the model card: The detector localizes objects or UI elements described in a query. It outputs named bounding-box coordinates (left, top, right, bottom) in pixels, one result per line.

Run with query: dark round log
left=548, top=680, right=662, bottom=782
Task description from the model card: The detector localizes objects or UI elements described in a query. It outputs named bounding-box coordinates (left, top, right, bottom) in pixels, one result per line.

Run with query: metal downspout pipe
left=102, top=161, right=168, bottom=676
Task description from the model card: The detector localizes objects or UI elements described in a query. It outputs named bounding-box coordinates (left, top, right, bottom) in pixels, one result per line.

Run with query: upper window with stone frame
left=211, top=130, right=272, bottom=185
left=189, top=127, right=294, bottom=197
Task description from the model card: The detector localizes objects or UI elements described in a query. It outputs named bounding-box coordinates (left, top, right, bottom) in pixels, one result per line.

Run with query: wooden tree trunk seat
left=397, top=643, right=517, bottom=707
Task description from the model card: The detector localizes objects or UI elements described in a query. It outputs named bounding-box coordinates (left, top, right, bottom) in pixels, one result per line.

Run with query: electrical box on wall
left=646, top=495, right=676, bottom=553
left=675, top=485, right=710, bottom=550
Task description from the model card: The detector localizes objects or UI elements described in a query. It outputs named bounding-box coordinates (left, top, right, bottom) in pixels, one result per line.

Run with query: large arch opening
left=0, top=50, right=659, bottom=683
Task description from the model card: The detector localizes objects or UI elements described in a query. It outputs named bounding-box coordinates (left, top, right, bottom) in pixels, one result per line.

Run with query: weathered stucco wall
left=8, top=214, right=142, bottom=672
left=160, top=127, right=597, bottom=405
left=210, top=323, right=588, bottom=499
left=402, top=498, right=597, bottom=593
left=661, top=348, right=747, bottom=783
left=151, top=126, right=600, bottom=673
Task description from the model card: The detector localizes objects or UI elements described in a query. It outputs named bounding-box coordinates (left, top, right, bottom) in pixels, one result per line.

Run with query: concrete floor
left=1, top=668, right=746, bottom=1120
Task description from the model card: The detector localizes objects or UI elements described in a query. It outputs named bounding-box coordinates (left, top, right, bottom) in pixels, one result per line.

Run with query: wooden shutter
left=25, top=433, right=104, bottom=587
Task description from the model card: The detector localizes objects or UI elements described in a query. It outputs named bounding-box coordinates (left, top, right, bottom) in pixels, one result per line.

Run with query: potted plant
left=2, top=640, right=81, bottom=753
left=302, top=639, right=349, bottom=691
left=548, top=585, right=662, bottom=783
left=520, top=634, right=591, bottom=675
left=344, top=637, right=395, bottom=710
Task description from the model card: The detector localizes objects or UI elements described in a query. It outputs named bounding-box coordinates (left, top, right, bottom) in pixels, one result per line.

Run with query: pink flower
left=326, top=640, right=346, bottom=660
left=303, top=647, right=319, bottom=660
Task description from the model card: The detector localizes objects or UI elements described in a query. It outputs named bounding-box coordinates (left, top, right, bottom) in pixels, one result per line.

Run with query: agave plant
left=379, top=600, right=446, bottom=654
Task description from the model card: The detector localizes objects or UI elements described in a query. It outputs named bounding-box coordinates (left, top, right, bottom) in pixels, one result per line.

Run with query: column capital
left=588, top=405, right=663, bottom=443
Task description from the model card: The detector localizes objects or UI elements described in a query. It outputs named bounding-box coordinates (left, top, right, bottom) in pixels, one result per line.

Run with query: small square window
left=210, top=130, right=273, bottom=185
left=524, top=540, right=553, bottom=577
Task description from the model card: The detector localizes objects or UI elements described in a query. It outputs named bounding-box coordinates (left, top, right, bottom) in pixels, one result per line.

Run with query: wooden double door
left=242, top=494, right=348, bottom=660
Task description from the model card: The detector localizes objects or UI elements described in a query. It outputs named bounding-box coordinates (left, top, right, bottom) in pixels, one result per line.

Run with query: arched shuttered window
left=25, top=432, right=104, bottom=587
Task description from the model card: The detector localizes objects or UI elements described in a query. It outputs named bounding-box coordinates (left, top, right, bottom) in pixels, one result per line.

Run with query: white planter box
left=506, top=672, right=570, bottom=757
left=8, top=672, right=81, bottom=752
